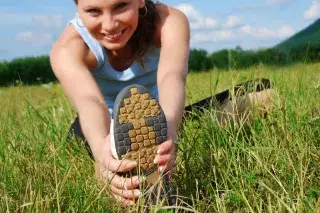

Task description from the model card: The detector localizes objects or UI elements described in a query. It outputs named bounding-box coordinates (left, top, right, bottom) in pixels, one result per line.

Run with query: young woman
left=50, top=0, right=190, bottom=206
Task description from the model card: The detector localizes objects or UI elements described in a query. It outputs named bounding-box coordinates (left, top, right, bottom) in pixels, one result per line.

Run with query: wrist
left=89, top=136, right=110, bottom=163
left=166, top=119, right=178, bottom=139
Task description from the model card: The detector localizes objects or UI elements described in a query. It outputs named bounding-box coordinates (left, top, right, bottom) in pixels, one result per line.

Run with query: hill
left=275, top=18, right=320, bottom=52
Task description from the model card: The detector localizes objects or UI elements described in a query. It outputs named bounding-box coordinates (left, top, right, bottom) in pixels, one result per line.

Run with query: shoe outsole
left=113, top=84, right=168, bottom=176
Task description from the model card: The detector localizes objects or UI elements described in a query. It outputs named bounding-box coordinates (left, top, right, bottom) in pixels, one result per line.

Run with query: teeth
left=105, top=30, right=122, bottom=39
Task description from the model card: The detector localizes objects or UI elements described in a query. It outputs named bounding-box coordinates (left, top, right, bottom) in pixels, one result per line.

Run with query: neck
left=107, top=45, right=133, bottom=59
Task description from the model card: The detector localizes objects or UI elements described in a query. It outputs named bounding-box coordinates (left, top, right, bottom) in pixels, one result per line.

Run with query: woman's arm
left=50, top=29, right=110, bottom=161
left=50, top=27, right=140, bottom=205
left=157, top=7, right=190, bottom=138
left=154, top=5, right=190, bottom=172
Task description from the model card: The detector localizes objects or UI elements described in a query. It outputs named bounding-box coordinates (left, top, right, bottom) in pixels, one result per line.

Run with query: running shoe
left=111, top=84, right=176, bottom=206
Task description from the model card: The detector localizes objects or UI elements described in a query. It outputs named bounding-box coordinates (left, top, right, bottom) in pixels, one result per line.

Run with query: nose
left=101, top=14, right=119, bottom=33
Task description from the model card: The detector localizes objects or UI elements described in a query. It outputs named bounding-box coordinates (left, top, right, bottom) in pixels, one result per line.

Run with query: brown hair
left=73, top=0, right=159, bottom=65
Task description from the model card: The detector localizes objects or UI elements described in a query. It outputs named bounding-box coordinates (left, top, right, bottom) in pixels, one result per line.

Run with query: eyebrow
left=83, top=6, right=97, bottom=9
left=82, top=0, right=129, bottom=10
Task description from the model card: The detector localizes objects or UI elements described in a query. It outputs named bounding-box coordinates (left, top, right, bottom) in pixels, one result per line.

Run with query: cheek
left=120, top=10, right=139, bottom=28
left=82, top=18, right=101, bottom=35
left=82, top=18, right=98, bottom=29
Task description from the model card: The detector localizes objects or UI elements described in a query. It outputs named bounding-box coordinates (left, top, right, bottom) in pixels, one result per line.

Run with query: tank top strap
left=69, top=16, right=105, bottom=68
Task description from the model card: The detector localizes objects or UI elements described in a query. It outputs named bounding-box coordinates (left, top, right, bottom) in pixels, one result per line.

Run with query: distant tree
left=0, top=61, right=9, bottom=73
left=2, top=38, right=320, bottom=87
left=0, top=56, right=55, bottom=86
left=210, top=49, right=229, bottom=69
left=189, top=49, right=212, bottom=71
left=235, top=45, right=243, bottom=52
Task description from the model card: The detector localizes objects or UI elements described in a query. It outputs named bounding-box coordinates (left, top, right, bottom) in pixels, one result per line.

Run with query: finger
left=154, top=153, right=171, bottom=165
left=154, top=147, right=176, bottom=165
left=157, top=155, right=176, bottom=174
left=167, top=171, right=173, bottom=180
left=110, top=185, right=141, bottom=199
left=107, top=158, right=137, bottom=173
left=112, top=193, right=135, bottom=206
left=107, top=173, right=144, bottom=190
left=159, top=160, right=175, bottom=173
left=157, top=140, right=176, bottom=155
left=161, top=162, right=175, bottom=174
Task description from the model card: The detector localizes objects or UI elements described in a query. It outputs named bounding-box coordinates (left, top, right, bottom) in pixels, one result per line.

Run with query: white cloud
left=0, top=12, right=32, bottom=25
left=32, top=15, right=63, bottom=29
left=175, top=3, right=219, bottom=30
left=304, top=0, right=320, bottom=20
left=278, top=25, right=295, bottom=37
left=265, top=0, right=292, bottom=5
left=15, top=31, right=53, bottom=46
left=239, top=24, right=295, bottom=39
left=0, top=12, right=64, bottom=28
left=225, top=16, right=241, bottom=28
left=240, top=25, right=277, bottom=39
left=204, top=17, right=219, bottom=29
left=191, top=30, right=235, bottom=43
left=241, top=0, right=293, bottom=9
left=175, top=3, right=295, bottom=44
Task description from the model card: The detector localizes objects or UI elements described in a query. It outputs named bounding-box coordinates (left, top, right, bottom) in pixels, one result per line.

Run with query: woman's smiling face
left=77, top=0, right=144, bottom=51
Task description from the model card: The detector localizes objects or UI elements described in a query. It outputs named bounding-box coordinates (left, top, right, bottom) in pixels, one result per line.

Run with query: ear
left=138, top=0, right=145, bottom=9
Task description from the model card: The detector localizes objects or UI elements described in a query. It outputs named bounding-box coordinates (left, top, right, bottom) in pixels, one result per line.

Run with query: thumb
left=107, top=158, right=137, bottom=173
left=157, top=140, right=175, bottom=155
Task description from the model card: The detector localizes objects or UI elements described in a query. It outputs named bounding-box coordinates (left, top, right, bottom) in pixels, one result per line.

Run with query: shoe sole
left=113, top=84, right=167, bottom=176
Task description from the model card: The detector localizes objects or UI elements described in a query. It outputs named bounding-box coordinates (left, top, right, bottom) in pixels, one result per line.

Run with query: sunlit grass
left=1, top=63, right=320, bottom=212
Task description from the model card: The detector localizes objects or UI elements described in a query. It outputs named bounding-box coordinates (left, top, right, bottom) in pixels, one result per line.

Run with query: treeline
left=0, top=44, right=320, bottom=86
left=189, top=45, right=320, bottom=71
left=0, top=56, right=55, bottom=86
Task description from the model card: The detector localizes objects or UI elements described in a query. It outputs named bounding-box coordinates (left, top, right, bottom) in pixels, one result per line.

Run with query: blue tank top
left=69, top=18, right=160, bottom=116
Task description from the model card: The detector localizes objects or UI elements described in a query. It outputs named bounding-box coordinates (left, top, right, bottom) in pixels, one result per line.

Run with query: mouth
left=102, top=27, right=128, bottom=42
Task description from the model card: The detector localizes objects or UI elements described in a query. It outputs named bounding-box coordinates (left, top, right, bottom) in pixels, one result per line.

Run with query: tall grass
left=1, top=63, right=320, bottom=212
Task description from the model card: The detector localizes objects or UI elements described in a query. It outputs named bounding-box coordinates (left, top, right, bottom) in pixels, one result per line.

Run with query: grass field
left=1, top=63, right=320, bottom=212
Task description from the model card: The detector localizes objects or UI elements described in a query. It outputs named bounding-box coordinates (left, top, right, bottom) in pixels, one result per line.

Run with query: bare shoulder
left=51, top=25, right=86, bottom=57
left=50, top=25, right=97, bottom=70
left=155, top=2, right=188, bottom=20
left=154, top=2, right=190, bottom=46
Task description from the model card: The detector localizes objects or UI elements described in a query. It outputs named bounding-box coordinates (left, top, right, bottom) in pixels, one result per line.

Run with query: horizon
left=0, top=0, right=319, bottom=61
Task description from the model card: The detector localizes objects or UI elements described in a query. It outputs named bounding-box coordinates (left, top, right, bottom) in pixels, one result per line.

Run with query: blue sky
left=0, top=0, right=319, bottom=61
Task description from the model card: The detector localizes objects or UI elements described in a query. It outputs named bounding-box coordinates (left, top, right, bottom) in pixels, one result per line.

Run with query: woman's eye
left=115, top=3, right=128, bottom=10
left=86, top=9, right=100, bottom=15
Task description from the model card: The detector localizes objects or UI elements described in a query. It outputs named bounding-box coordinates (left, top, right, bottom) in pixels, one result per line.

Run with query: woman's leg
left=183, top=78, right=273, bottom=124
left=68, top=78, right=272, bottom=140
left=68, top=78, right=273, bottom=141
left=68, top=116, right=85, bottom=141
left=67, top=115, right=94, bottom=157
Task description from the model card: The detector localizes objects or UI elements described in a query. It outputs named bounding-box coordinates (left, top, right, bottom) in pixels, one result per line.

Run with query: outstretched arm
left=154, top=5, right=190, bottom=173
left=50, top=27, right=140, bottom=205
left=50, top=32, right=111, bottom=162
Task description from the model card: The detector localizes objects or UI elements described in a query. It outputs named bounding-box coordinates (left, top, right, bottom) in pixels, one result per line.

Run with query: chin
left=102, top=42, right=127, bottom=51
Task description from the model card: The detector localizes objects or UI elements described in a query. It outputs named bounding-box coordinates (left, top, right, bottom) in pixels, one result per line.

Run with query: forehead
left=77, top=0, right=134, bottom=6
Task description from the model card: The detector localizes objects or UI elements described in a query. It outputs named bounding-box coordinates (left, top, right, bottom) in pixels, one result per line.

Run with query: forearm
left=158, top=73, right=186, bottom=138
left=77, top=97, right=111, bottom=161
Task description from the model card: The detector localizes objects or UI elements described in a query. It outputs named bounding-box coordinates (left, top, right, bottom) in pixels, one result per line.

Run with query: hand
left=154, top=137, right=177, bottom=179
left=94, top=138, right=143, bottom=206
